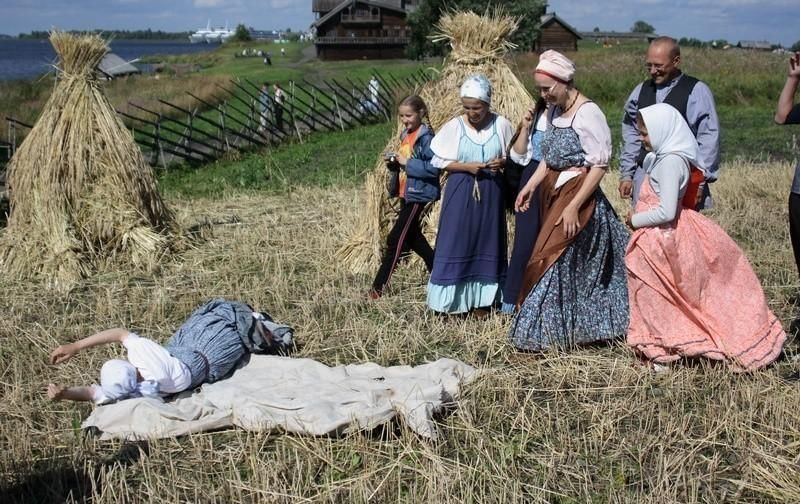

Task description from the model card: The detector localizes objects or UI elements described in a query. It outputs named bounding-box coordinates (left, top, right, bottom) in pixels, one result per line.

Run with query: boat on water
left=189, top=21, right=234, bottom=44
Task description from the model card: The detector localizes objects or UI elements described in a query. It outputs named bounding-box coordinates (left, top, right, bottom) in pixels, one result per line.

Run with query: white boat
left=189, top=21, right=234, bottom=43
left=203, top=22, right=235, bottom=43
left=189, top=20, right=214, bottom=43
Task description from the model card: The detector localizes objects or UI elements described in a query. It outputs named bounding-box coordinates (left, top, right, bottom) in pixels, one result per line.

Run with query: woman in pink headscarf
left=625, top=103, right=785, bottom=371
left=509, top=50, right=629, bottom=351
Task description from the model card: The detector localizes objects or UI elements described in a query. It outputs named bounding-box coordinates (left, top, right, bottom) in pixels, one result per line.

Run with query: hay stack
left=337, top=10, right=532, bottom=274
left=0, top=32, right=173, bottom=286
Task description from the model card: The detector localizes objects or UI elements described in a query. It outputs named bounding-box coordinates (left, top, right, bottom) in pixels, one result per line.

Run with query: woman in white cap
left=426, top=74, right=515, bottom=316
left=510, top=50, right=629, bottom=350
left=46, top=299, right=293, bottom=404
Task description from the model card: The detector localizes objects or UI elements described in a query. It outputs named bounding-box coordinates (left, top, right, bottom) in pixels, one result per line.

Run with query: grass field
left=2, top=40, right=800, bottom=503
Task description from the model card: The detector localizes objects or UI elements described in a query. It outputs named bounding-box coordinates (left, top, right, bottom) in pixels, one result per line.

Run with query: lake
left=0, top=39, right=218, bottom=81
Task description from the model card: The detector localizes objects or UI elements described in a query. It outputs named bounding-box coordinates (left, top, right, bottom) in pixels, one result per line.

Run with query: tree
left=230, top=24, right=252, bottom=42
left=631, top=20, right=655, bottom=34
left=792, top=40, right=800, bottom=52
left=406, top=0, right=548, bottom=59
left=593, top=27, right=600, bottom=32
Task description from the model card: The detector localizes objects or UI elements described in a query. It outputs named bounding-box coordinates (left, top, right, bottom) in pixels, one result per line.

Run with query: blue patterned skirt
left=509, top=193, right=629, bottom=350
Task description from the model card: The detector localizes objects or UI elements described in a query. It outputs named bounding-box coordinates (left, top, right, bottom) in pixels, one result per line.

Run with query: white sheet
left=82, top=356, right=478, bottom=441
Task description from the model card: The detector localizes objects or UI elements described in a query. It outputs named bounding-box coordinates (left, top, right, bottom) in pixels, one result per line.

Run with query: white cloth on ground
left=82, top=356, right=478, bottom=441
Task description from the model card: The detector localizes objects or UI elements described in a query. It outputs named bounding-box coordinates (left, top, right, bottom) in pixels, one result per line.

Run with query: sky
left=0, top=1, right=797, bottom=47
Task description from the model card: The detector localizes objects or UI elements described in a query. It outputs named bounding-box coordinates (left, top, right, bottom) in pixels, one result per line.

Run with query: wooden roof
left=540, top=13, right=582, bottom=40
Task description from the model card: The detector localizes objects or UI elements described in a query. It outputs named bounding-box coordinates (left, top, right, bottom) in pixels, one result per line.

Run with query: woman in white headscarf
left=509, top=50, right=629, bottom=350
left=426, top=74, right=515, bottom=316
left=626, top=103, right=785, bottom=371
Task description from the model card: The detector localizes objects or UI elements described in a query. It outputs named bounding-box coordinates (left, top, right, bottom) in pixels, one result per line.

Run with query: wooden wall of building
left=535, top=23, right=578, bottom=52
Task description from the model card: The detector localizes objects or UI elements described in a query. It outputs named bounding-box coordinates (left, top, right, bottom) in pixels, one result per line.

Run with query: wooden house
left=534, top=13, right=582, bottom=53
left=311, top=0, right=417, bottom=60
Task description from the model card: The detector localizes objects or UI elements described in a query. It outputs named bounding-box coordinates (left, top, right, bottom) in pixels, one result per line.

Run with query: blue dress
left=501, top=126, right=545, bottom=313
left=509, top=105, right=629, bottom=350
left=427, top=115, right=508, bottom=313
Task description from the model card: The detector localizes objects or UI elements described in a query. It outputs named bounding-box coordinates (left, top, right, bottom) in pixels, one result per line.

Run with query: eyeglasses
left=644, top=58, right=676, bottom=71
left=536, top=82, right=559, bottom=94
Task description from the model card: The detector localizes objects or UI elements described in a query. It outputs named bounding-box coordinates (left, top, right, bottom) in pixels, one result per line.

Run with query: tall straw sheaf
left=0, top=32, right=174, bottom=287
left=336, top=10, right=532, bottom=274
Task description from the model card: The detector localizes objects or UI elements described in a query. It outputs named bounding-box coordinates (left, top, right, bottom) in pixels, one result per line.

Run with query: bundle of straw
left=337, top=10, right=533, bottom=274
left=0, top=32, right=174, bottom=287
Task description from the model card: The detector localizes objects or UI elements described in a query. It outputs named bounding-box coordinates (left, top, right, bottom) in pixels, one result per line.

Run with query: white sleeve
left=631, top=156, right=688, bottom=228
left=573, top=103, right=612, bottom=168
left=123, top=333, right=190, bottom=393
left=429, top=118, right=462, bottom=169
left=495, top=115, right=515, bottom=151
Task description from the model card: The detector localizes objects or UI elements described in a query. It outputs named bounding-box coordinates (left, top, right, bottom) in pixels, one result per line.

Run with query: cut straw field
left=3, top=33, right=800, bottom=503
left=1, top=158, right=800, bottom=503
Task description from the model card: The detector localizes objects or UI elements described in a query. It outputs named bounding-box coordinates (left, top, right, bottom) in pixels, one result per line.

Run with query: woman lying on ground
left=625, top=103, right=785, bottom=371
left=47, top=299, right=293, bottom=403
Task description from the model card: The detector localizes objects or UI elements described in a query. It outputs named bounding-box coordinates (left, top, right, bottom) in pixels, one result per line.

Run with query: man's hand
left=694, top=182, right=706, bottom=210
left=619, top=180, right=633, bottom=199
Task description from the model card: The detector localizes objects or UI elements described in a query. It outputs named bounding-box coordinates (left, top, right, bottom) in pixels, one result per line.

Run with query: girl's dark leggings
left=371, top=201, right=434, bottom=293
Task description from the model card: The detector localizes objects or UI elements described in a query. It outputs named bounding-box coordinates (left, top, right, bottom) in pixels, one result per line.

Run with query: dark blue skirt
left=430, top=170, right=507, bottom=286
left=502, top=159, right=542, bottom=307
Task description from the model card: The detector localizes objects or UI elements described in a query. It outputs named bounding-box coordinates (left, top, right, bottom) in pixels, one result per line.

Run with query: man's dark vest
left=636, top=74, right=699, bottom=165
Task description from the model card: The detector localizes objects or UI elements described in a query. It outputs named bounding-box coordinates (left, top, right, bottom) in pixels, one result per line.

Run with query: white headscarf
left=639, top=103, right=700, bottom=174
left=460, top=74, right=492, bottom=105
left=97, top=359, right=160, bottom=404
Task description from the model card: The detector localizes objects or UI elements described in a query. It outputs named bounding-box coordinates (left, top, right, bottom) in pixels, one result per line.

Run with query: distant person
left=775, top=51, right=800, bottom=277
left=280, top=47, right=286, bottom=57
left=625, top=104, right=785, bottom=371
left=265, top=52, right=272, bottom=66
left=369, top=76, right=380, bottom=107
left=619, top=36, right=720, bottom=209
left=259, top=82, right=272, bottom=131
left=273, top=83, right=285, bottom=131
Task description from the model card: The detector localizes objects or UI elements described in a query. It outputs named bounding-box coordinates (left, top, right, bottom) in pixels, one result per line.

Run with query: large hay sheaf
left=0, top=32, right=173, bottom=286
left=337, top=11, right=533, bottom=274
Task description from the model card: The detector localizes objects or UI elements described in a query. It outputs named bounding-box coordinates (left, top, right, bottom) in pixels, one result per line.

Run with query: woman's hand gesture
left=557, top=205, right=581, bottom=239
left=49, top=343, right=78, bottom=365
left=515, top=185, right=534, bottom=213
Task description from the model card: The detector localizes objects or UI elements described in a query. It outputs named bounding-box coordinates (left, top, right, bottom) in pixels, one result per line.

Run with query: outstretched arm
left=49, top=328, right=130, bottom=365
left=47, top=383, right=95, bottom=402
left=776, top=52, right=800, bottom=124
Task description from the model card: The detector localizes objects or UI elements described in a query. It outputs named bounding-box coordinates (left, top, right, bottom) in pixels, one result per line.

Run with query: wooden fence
left=2, top=68, right=430, bottom=170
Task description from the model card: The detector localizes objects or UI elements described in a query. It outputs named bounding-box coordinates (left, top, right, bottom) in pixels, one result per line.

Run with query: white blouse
left=550, top=101, right=612, bottom=168
left=430, top=113, right=515, bottom=169
left=123, top=333, right=192, bottom=394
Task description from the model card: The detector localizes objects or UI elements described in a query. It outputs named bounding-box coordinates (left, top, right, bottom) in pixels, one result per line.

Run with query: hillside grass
left=3, top=41, right=800, bottom=503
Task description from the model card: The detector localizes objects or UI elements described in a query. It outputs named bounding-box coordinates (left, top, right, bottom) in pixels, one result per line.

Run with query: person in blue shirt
left=619, top=37, right=720, bottom=209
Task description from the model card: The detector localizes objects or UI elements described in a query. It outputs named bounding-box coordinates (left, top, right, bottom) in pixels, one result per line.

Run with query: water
left=0, top=39, right=218, bottom=81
